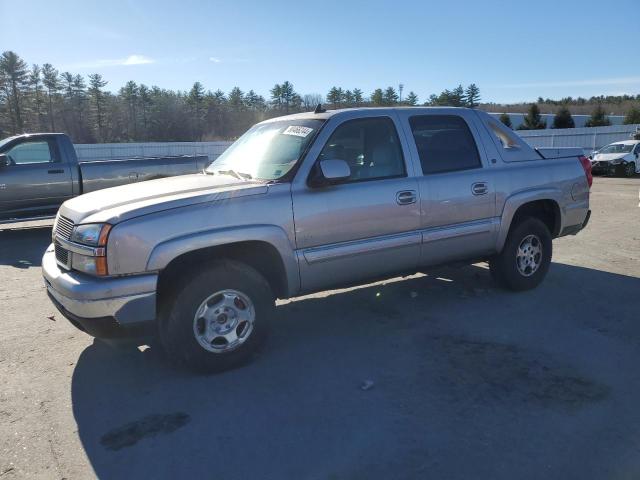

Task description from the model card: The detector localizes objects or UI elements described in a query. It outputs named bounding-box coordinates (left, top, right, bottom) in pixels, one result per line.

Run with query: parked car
left=0, top=133, right=210, bottom=222
left=589, top=140, right=640, bottom=177
left=42, top=107, right=592, bottom=372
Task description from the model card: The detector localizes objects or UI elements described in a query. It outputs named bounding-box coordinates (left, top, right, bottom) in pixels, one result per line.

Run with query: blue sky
left=2, top=0, right=639, bottom=104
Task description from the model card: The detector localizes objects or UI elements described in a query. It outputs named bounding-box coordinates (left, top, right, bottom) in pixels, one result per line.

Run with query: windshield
left=598, top=143, right=634, bottom=154
left=0, top=136, right=18, bottom=152
left=207, top=119, right=324, bottom=181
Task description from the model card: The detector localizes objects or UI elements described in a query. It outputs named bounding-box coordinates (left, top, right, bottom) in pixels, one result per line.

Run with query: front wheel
left=624, top=162, right=636, bottom=178
left=159, top=260, right=274, bottom=373
left=489, top=217, right=552, bottom=291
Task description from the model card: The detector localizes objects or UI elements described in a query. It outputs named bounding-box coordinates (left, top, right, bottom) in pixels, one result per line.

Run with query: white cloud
left=497, top=77, right=640, bottom=89
left=209, top=57, right=222, bottom=63
left=62, top=55, right=156, bottom=70
left=121, top=54, right=155, bottom=65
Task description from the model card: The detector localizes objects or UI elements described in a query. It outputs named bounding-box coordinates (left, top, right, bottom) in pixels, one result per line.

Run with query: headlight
left=70, top=224, right=111, bottom=247
left=69, top=223, right=111, bottom=276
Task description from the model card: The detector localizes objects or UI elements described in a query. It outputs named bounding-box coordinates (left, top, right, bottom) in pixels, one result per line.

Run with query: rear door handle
left=396, top=190, right=417, bottom=205
left=471, top=182, right=488, bottom=196
left=48, top=169, right=64, bottom=174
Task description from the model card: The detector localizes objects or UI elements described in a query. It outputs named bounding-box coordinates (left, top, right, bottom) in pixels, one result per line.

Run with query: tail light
left=579, top=156, right=592, bottom=188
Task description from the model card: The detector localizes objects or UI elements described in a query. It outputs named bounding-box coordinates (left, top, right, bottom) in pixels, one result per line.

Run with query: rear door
left=0, top=137, right=73, bottom=219
left=291, top=113, right=422, bottom=292
left=397, top=110, right=497, bottom=265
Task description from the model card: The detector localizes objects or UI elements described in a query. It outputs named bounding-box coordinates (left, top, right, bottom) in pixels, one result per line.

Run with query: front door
left=291, top=115, right=421, bottom=293
left=0, top=138, right=73, bottom=220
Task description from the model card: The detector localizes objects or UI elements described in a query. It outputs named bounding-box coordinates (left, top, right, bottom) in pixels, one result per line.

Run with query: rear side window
left=409, top=115, right=481, bottom=174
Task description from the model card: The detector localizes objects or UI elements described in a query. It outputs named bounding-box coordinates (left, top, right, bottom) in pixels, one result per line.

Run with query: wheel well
left=156, top=241, right=288, bottom=310
left=511, top=200, right=561, bottom=237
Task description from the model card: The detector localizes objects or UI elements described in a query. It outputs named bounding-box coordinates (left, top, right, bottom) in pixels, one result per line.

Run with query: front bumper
left=42, top=244, right=157, bottom=338
left=591, top=162, right=623, bottom=175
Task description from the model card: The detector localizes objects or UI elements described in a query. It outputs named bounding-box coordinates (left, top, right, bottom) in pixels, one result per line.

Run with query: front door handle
left=48, top=169, right=64, bottom=174
left=471, top=182, right=488, bottom=196
left=396, top=190, right=417, bottom=205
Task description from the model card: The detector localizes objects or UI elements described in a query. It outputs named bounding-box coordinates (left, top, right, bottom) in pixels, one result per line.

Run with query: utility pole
left=399, top=83, right=404, bottom=103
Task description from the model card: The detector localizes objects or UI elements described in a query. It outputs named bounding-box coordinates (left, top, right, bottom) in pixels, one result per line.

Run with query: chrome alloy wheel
left=516, top=234, right=543, bottom=277
left=193, top=289, right=255, bottom=353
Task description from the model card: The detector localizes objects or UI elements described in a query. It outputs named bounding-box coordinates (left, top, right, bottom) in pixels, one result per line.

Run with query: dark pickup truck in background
left=0, top=133, right=211, bottom=223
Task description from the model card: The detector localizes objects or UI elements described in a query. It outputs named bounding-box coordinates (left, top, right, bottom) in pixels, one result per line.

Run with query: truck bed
left=79, top=155, right=210, bottom=193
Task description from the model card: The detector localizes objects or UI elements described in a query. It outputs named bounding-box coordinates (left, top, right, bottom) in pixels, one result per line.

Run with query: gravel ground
left=0, top=177, right=639, bottom=480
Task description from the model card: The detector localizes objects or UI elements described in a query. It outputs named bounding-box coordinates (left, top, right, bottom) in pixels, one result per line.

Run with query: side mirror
left=0, top=154, right=9, bottom=168
left=316, top=159, right=351, bottom=185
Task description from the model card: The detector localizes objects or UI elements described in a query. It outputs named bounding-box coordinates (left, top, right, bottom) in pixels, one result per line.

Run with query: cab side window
left=409, top=115, right=482, bottom=174
left=5, top=141, right=54, bottom=165
left=317, top=117, right=405, bottom=182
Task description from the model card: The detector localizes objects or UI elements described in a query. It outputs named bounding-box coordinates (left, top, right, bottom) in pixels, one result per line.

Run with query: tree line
left=1, top=49, right=639, bottom=142
left=498, top=103, right=640, bottom=130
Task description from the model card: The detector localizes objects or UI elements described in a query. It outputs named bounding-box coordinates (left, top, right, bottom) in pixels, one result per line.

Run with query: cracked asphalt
left=1, top=177, right=639, bottom=479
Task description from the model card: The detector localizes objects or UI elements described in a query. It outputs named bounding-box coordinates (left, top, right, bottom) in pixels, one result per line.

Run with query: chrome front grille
left=55, top=243, right=70, bottom=270
left=55, top=216, right=74, bottom=240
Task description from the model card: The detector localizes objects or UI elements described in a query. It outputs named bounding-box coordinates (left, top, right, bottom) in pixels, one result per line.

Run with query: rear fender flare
left=497, top=188, right=564, bottom=252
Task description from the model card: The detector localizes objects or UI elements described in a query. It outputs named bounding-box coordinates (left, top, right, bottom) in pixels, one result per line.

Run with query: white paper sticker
left=282, top=125, right=314, bottom=137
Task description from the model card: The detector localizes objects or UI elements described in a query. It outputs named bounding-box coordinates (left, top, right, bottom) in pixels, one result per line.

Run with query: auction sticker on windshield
left=282, top=125, right=314, bottom=137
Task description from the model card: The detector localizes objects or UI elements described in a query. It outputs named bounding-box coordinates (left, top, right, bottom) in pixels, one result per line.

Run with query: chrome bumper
left=42, top=244, right=157, bottom=327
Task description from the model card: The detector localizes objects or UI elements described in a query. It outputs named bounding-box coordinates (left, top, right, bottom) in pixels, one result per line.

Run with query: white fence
left=516, top=124, right=640, bottom=154
left=74, top=141, right=232, bottom=162
left=74, top=124, right=640, bottom=163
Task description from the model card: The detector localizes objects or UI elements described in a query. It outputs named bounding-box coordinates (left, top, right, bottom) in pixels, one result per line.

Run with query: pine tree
left=370, top=89, right=384, bottom=106
left=188, top=81, right=206, bottom=139
left=499, top=113, right=512, bottom=129
left=383, top=86, right=398, bottom=105
left=88, top=73, right=108, bottom=141
left=228, top=87, right=245, bottom=112
left=451, top=84, right=465, bottom=107
left=552, top=106, right=575, bottom=129
left=623, top=107, right=640, bottom=125
left=464, top=84, right=480, bottom=108
left=352, top=88, right=364, bottom=106
left=585, top=105, right=611, bottom=127
left=405, top=91, right=418, bottom=106
left=29, top=64, right=46, bottom=130
left=0, top=51, right=29, bottom=133
left=41, top=63, right=59, bottom=131
left=326, top=86, right=342, bottom=108
left=519, top=104, right=546, bottom=130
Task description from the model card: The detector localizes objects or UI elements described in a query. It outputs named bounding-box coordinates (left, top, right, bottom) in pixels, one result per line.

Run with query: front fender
left=497, top=188, right=564, bottom=252
left=146, top=225, right=300, bottom=296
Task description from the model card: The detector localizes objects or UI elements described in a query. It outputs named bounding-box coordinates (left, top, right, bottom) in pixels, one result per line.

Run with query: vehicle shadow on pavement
left=0, top=227, right=51, bottom=268
left=70, top=262, right=640, bottom=480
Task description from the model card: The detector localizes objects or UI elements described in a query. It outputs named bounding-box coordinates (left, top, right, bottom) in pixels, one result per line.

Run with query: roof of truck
left=261, top=106, right=475, bottom=123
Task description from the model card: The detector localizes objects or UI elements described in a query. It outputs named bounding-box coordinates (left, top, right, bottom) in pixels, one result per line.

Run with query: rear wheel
left=489, top=217, right=552, bottom=291
left=159, top=260, right=274, bottom=373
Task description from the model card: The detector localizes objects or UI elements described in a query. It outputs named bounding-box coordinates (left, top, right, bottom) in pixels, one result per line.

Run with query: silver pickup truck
left=42, top=107, right=592, bottom=372
left=0, top=133, right=210, bottom=222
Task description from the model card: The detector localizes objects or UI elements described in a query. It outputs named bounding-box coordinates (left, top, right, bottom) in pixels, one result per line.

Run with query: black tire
left=159, top=260, right=274, bottom=373
left=489, top=217, right=552, bottom=291
left=624, top=162, right=636, bottom=178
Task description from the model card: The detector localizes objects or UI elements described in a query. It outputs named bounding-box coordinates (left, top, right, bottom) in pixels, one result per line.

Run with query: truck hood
left=59, top=173, right=268, bottom=225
